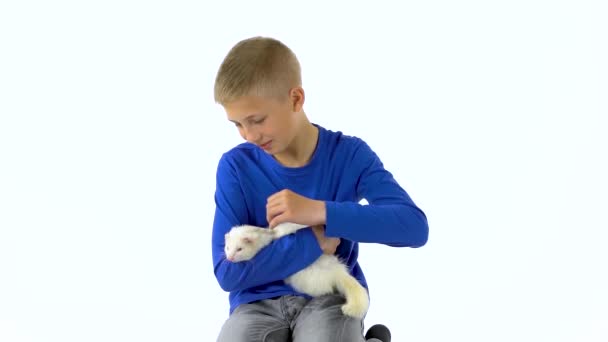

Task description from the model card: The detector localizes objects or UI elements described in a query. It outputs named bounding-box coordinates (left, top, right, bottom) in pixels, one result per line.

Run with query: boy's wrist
left=314, top=200, right=327, bottom=226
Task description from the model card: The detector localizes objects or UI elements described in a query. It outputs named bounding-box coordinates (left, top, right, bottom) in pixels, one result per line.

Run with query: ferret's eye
left=237, top=248, right=242, bottom=252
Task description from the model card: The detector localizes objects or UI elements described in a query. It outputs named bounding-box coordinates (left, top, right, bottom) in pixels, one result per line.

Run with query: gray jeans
left=217, top=294, right=379, bottom=342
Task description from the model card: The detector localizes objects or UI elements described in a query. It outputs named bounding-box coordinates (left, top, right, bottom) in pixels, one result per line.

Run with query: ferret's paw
left=341, top=302, right=367, bottom=319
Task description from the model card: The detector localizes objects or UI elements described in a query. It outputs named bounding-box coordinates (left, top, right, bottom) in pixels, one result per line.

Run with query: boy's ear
left=289, top=87, right=305, bottom=112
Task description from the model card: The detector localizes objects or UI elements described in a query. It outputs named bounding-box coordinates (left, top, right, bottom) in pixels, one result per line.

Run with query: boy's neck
left=273, top=120, right=319, bottom=168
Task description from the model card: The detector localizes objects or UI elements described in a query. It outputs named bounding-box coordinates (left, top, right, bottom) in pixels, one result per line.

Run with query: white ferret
left=224, top=222, right=369, bottom=319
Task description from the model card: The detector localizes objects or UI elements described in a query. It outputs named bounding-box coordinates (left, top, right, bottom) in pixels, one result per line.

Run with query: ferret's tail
left=335, top=271, right=369, bottom=319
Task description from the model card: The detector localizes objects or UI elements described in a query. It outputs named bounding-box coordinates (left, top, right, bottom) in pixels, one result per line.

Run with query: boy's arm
left=211, top=154, right=323, bottom=292
left=324, top=140, right=429, bottom=247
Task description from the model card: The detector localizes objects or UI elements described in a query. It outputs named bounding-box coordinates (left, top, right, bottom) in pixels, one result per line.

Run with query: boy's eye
left=252, top=117, right=266, bottom=124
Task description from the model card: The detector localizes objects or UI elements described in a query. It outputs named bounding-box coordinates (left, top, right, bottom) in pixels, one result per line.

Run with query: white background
left=1, top=1, right=607, bottom=341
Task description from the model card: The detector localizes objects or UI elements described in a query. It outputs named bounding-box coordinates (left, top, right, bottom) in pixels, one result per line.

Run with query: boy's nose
left=244, top=130, right=261, bottom=144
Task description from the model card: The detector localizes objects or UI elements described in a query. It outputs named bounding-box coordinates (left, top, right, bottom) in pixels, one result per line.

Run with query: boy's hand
left=266, top=189, right=326, bottom=228
left=311, top=225, right=340, bottom=255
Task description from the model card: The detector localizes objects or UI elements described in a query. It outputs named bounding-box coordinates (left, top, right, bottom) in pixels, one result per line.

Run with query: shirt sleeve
left=324, top=140, right=429, bottom=247
left=211, top=153, right=323, bottom=292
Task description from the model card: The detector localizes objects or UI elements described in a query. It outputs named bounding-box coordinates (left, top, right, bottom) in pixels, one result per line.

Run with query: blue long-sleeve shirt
left=212, top=124, right=429, bottom=314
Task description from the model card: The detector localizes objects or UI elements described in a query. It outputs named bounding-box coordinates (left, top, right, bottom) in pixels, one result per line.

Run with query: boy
left=212, top=36, right=429, bottom=342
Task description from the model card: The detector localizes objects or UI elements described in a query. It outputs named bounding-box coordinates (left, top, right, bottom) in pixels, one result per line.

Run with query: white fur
left=224, top=222, right=369, bottom=318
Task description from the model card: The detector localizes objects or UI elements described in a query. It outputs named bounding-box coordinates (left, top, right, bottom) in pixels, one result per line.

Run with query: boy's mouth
left=260, top=141, right=272, bottom=150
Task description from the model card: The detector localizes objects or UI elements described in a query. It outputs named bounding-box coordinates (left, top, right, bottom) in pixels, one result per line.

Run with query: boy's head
left=214, top=36, right=307, bottom=155
left=214, top=36, right=301, bottom=105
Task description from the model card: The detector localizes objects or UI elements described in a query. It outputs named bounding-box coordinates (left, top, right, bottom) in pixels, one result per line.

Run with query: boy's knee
left=293, top=295, right=365, bottom=342
left=217, top=312, right=288, bottom=342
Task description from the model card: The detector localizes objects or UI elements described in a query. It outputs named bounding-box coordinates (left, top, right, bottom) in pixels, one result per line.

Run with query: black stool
left=365, top=324, right=391, bottom=342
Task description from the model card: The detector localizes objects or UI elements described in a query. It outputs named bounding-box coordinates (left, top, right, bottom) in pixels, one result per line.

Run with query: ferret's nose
left=226, top=256, right=233, bottom=262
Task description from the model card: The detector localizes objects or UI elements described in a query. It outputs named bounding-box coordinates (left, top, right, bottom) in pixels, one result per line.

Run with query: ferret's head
left=224, top=227, right=260, bottom=262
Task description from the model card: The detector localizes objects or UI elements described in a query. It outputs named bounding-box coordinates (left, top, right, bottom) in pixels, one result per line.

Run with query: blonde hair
left=214, top=36, right=302, bottom=105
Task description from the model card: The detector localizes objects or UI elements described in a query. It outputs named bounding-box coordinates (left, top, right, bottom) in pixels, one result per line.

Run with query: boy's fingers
left=266, top=199, right=286, bottom=214
left=266, top=195, right=276, bottom=205
left=267, top=212, right=276, bottom=227
left=267, top=189, right=289, bottom=203
left=266, top=201, right=282, bottom=211
left=269, top=214, right=287, bottom=229
left=266, top=204, right=284, bottom=224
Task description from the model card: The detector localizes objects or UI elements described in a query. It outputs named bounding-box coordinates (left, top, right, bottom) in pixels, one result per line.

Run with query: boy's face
left=223, top=89, right=303, bottom=155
